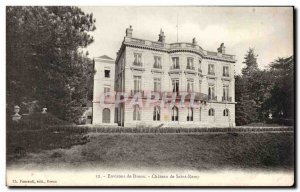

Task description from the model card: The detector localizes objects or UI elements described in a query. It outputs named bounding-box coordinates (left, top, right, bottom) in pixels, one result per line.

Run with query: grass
left=6, top=113, right=294, bottom=171
left=6, top=114, right=88, bottom=161
left=7, top=131, right=294, bottom=171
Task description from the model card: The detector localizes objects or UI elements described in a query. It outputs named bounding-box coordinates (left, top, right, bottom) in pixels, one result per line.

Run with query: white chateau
left=93, top=26, right=236, bottom=127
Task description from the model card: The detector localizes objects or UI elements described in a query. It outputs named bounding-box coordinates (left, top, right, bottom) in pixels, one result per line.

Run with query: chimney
left=158, top=29, right=165, bottom=43
left=217, top=43, right=225, bottom=54
left=192, top=37, right=197, bottom=45
left=125, top=25, right=133, bottom=38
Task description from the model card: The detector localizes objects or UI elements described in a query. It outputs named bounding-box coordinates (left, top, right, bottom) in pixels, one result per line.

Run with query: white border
left=1, top=1, right=297, bottom=191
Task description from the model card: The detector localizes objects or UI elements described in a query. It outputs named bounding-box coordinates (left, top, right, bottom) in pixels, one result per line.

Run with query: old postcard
left=6, top=6, right=294, bottom=187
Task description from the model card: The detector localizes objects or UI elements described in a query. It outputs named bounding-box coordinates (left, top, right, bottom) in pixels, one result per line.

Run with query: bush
left=7, top=113, right=71, bottom=131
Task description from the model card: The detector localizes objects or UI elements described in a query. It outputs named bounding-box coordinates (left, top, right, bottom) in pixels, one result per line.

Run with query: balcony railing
left=133, top=61, right=143, bottom=66
left=130, top=38, right=145, bottom=45
left=208, top=96, right=217, bottom=101
left=208, top=71, right=215, bottom=76
left=186, top=66, right=195, bottom=70
left=223, top=73, right=230, bottom=77
left=153, top=64, right=162, bottom=69
left=152, top=42, right=164, bottom=48
left=170, top=65, right=180, bottom=70
left=222, top=96, right=232, bottom=102
left=131, top=90, right=144, bottom=97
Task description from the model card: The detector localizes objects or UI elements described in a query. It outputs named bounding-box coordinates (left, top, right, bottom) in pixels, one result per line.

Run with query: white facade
left=93, top=26, right=236, bottom=128
left=92, top=55, right=117, bottom=126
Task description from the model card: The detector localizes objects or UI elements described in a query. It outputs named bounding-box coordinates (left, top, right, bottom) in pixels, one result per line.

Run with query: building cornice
left=116, top=37, right=236, bottom=64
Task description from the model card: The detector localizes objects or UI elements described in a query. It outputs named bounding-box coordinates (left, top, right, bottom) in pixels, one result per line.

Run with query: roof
left=95, top=55, right=114, bottom=60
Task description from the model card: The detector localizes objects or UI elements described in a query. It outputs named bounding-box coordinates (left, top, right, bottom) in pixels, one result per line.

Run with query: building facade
left=93, top=26, right=236, bottom=128
left=92, top=55, right=117, bottom=126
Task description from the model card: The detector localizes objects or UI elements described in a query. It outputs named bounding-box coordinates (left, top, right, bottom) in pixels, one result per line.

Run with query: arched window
left=102, top=108, right=111, bottom=123
left=153, top=106, right=160, bottom=121
left=187, top=107, right=193, bottom=121
left=133, top=105, right=141, bottom=121
left=208, top=108, right=214, bottom=116
left=223, top=109, right=229, bottom=116
left=172, top=106, right=179, bottom=121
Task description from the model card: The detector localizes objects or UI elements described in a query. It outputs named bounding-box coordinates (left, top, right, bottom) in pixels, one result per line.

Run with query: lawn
left=7, top=131, right=294, bottom=171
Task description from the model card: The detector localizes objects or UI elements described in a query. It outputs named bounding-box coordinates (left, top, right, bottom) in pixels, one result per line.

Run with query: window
left=172, top=106, right=179, bottom=121
left=208, top=64, right=215, bottom=75
left=172, top=79, right=180, bottom=95
left=154, top=56, right=162, bottom=68
left=133, top=105, right=141, bottom=121
left=133, top=53, right=142, bottom=66
left=187, top=79, right=194, bottom=92
left=187, top=108, right=193, bottom=121
left=153, top=106, right=160, bottom=121
left=104, top=70, right=110, bottom=78
left=172, top=57, right=180, bottom=69
left=223, top=109, right=229, bottom=116
left=208, top=108, right=215, bottom=116
left=199, top=60, right=202, bottom=72
left=199, top=107, right=202, bottom=121
left=223, top=66, right=229, bottom=77
left=208, top=85, right=215, bottom=100
left=133, top=76, right=142, bottom=93
left=104, top=86, right=110, bottom=94
left=187, top=57, right=194, bottom=69
left=154, top=78, right=161, bottom=92
left=199, top=81, right=202, bottom=93
left=223, top=85, right=229, bottom=101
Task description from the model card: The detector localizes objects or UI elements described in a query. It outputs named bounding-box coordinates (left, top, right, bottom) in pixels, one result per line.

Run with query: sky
left=80, top=6, right=293, bottom=74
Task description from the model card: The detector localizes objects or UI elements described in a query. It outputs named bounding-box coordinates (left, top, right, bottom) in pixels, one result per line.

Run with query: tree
left=6, top=6, right=96, bottom=122
left=241, top=48, right=259, bottom=76
left=265, top=56, right=294, bottom=123
left=235, top=75, right=256, bottom=125
left=235, top=48, right=260, bottom=125
left=236, top=47, right=294, bottom=125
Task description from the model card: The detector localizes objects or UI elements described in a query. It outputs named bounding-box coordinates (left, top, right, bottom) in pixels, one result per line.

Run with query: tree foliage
left=6, top=6, right=96, bottom=123
left=235, top=48, right=294, bottom=125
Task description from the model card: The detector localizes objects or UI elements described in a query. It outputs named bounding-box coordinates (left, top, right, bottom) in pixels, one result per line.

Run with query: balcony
left=130, top=90, right=145, bottom=97
left=133, top=61, right=143, bottom=66
left=130, top=62, right=145, bottom=71
left=186, top=65, right=195, bottom=70
left=208, top=96, right=217, bottom=101
left=151, top=65, right=163, bottom=73
left=170, top=65, right=180, bottom=70
left=222, top=96, right=232, bottom=102
left=150, top=91, right=163, bottom=99
left=153, top=64, right=162, bottom=69
left=208, top=71, right=215, bottom=76
left=169, top=65, right=181, bottom=74
left=221, top=73, right=231, bottom=81
left=184, top=65, right=197, bottom=75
